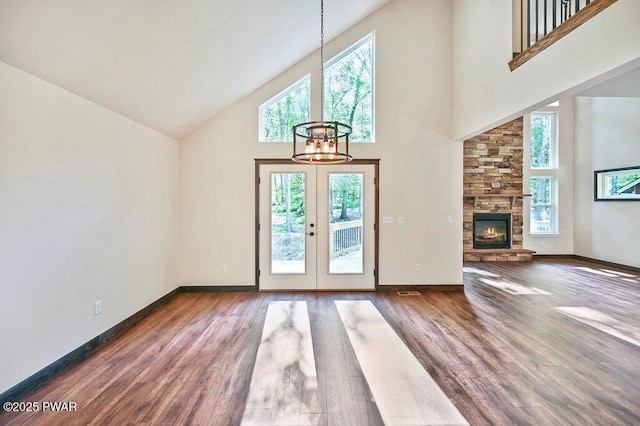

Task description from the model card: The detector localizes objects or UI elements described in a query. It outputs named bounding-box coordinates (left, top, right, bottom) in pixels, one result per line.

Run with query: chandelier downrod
left=291, top=0, right=352, bottom=165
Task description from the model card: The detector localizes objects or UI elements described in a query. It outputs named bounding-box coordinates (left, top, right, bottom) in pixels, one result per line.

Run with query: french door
left=258, top=163, right=376, bottom=290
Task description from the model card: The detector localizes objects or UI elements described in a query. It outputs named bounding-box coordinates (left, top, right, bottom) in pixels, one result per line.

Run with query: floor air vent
left=397, top=290, right=421, bottom=296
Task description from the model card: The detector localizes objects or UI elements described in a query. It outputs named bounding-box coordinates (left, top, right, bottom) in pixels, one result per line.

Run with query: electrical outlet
left=220, top=264, right=228, bottom=273
left=447, top=215, right=453, bottom=224
left=94, top=301, right=102, bottom=316
left=397, top=216, right=403, bottom=224
left=414, top=263, right=421, bottom=272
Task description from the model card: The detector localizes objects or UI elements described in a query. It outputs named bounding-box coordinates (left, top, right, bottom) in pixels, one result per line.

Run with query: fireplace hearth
left=473, top=213, right=511, bottom=249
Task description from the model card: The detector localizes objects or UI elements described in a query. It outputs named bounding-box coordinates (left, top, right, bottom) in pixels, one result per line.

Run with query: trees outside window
left=528, top=109, right=558, bottom=235
left=271, top=173, right=305, bottom=233
left=530, top=112, right=555, bottom=168
left=530, top=177, right=555, bottom=233
left=323, top=34, right=374, bottom=142
left=329, top=174, right=363, bottom=223
left=260, top=76, right=310, bottom=142
left=259, top=33, right=375, bottom=143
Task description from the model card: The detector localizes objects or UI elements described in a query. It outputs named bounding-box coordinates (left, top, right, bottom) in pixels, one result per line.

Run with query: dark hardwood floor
left=2, top=258, right=639, bottom=425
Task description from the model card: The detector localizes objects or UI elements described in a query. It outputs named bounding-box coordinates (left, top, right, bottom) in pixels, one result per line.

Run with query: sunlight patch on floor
left=574, top=266, right=639, bottom=283
left=336, top=300, right=469, bottom=426
left=601, top=269, right=637, bottom=278
left=555, top=306, right=640, bottom=348
left=242, top=301, right=318, bottom=425
left=479, top=278, right=551, bottom=295
left=463, top=266, right=500, bottom=277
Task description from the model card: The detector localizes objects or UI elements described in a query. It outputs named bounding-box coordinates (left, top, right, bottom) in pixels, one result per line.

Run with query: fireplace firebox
left=473, top=213, right=511, bottom=249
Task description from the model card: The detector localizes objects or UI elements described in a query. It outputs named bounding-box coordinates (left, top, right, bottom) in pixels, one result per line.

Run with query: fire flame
left=483, top=227, right=499, bottom=238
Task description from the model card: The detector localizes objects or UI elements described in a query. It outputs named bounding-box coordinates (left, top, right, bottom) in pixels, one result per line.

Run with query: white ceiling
left=0, top=0, right=390, bottom=139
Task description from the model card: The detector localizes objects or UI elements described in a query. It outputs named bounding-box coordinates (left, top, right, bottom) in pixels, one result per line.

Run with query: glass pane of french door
left=259, top=164, right=316, bottom=290
left=316, top=164, right=375, bottom=290
left=328, top=173, right=364, bottom=274
left=270, top=172, right=306, bottom=274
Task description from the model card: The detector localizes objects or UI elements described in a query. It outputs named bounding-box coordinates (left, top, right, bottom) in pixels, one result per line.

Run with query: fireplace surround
left=463, top=117, right=535, bottom=261
left=473, top=213, right=511, bottom=249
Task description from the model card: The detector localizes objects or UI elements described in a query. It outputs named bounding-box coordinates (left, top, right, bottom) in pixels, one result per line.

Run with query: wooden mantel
left=464, top=193, right=531, bottom=209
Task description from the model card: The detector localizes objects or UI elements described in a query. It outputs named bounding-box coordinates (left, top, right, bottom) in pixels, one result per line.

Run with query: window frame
left=530, top=176, right=558, bottom=234
left=527, top=105, right=560, bottom=236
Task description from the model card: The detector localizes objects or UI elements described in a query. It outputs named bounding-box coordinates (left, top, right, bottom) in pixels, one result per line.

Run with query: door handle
left=306, top=231, right=315, bottom=236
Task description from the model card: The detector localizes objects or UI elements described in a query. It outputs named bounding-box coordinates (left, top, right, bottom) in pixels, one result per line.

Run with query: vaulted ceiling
left=0, top=0, right=390, bottom=139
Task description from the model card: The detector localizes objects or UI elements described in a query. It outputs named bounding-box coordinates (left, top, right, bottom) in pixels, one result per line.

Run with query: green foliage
left=608, top=173, right=640, bottom=194
left=324, top=37, right=373, bottom=142
left=260, top=35, right=375, bottom=143
left=272, top=174, right=305, bottom=208
left=261, top=79, right=310, bottom=142
left=271, top=173, right=306, bottom=232
left=329, top=174, right=363, bottom=222
left=530, top=177, right=551, bottom=204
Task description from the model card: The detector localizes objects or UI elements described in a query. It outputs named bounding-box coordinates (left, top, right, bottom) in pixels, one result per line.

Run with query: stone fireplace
left=463, top=117, right=535, bottom=262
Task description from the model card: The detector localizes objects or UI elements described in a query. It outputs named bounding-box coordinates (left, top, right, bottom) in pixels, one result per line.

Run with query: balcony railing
left=510, top=0, right=617, bottom=71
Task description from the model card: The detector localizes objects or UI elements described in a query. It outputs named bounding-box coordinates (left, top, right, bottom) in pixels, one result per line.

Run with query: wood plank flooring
left=2, top=258, right=640, bottom=425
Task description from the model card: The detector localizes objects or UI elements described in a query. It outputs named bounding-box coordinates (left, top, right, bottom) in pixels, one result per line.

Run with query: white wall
left=180, top=0, right=462, bottom=287
left=574, top=97, right=640, bottom=268
left=453, top=0, right=640, bottom=141
left=0, top=61, right=180, bottom=394
left=523, top=98, right=575, bottom=254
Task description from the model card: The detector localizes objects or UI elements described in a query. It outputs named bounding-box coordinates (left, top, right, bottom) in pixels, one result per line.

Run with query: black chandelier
left=291, top=0, right=353, bottom=164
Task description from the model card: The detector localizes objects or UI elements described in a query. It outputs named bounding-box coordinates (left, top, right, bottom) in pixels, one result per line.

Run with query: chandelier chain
left=291, top=0, right=352, bottom=164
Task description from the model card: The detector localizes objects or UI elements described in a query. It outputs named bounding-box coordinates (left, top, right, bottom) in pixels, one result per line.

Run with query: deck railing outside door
left=329, top=220, right=363, bottom=260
